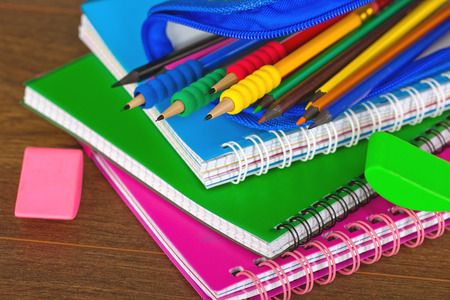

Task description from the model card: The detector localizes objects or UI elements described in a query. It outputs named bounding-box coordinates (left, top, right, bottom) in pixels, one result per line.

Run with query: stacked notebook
left=79, top=0, right=450, bottom=189
left=22, top=0, right=450, bottom=298
left=87, top=142, right=450, bottom=299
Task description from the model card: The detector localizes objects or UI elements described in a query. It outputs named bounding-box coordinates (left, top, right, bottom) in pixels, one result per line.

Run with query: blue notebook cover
left=82, top=0, right=270, bottom=162
left=81, top=0, right=450, bottom=165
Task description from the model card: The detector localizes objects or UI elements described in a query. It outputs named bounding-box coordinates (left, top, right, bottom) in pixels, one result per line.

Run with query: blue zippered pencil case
left=139, top=0, right=450, bottom=130
left=141, top=0, right=375, bottom=60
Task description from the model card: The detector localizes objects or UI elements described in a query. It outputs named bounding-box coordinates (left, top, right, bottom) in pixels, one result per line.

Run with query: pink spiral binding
left=326, top=231, right=360, bottom=275
left=281, top=250, right=314, bottom=295
left=347, top=220, right=382, bottom=264
left=258, top=260, right=291, bottom=300
left=304, top=240, right=336, bottom=285
left=369, top=213, right=401, bottom=257
left=236, top=270, right=269, bottom=300
left=425, top=212, right=446, bottom=239
left=391, top=207, right=424, bottom=248
left=446, top=214, right=450, bottom=231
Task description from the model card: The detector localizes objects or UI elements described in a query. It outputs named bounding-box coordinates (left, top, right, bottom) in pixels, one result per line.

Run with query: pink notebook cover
left=84, top=143, right=449, bottom=299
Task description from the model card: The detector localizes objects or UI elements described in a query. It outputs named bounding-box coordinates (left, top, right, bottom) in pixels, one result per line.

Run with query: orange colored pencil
left=296, top=3, right=450, bottom=126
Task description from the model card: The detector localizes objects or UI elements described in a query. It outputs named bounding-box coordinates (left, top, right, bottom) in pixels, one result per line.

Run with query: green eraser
left=365, top=132, right=450, bottom=212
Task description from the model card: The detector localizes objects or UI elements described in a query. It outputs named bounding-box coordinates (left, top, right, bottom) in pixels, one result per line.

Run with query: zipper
left=147, top=0, right=372, bottom=40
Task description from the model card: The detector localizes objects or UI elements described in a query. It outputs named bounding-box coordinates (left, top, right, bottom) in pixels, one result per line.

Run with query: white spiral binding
left=380, top=93, right=404, bottom=132
left=221, top=72, right=450, bottom=184
left=421, top=78, right=446, bottom=117
left=306, top=128, right=317, bottom=160
left=322, top=122, right=338, bottom=154
left=222, top=141, right=248, bottom=184
left=365, top=100, right=382, bottom=133
left=329, top=122, right=339, bottom=154
left=389, top=92, right=404, bottom=130
left=279, top=130, right=293, bottom=168
left=269, top=130, right=293, bottom=169
left=343, top=108, right=360, bottom=147
left=401, top=86, right=426, bottom=125
left=245, top=134, right=270, bottom=176
left=298, top=128, right=310, bottom=162
left=349, top=108, right=361, bottom=145
left=361, top=102, right=376, bottom=136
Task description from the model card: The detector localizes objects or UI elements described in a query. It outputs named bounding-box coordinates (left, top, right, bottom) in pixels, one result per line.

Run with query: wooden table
left=1, top=1, right=449, bottom=298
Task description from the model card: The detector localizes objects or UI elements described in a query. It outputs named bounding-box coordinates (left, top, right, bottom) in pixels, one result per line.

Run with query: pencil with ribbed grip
left=254, top=0, right=420, bottom=114
left=205, top=2, right=380, bottom=120
left=123, top=38, right=263, bottom=111
left=207, top=15, right=344, bottom=94
left=157, top=69, right=226, bottom=121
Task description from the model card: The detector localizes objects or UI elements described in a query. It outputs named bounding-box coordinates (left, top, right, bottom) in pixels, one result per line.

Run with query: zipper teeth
left=368, top=49, right=450, bottom=98
left=149, top=0, right=372, bottom=40
left=150, top=0, right=281, bottom=15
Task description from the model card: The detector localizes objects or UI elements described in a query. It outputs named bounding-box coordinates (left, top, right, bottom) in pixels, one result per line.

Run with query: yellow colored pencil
left=308, top=0, right=448, bottom=107
left=205, top=2, right=379, bottom=120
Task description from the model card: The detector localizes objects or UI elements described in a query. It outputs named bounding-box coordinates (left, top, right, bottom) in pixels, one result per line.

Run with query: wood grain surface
left=0, top=1, right=449, bottom=299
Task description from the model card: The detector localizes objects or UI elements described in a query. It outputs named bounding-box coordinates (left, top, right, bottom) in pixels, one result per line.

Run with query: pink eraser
left=15, top=147, right=83, bottom=220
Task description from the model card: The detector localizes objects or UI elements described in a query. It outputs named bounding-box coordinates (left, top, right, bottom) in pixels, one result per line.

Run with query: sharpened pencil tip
left=296, top=117, right=306, bottom=126
left=310, top=90, right=325, bottom=103
left=253, top=106, right=262, bottom=114
left=205, top=88, right=215, bottom=96
left=308, top=122, right=318, bottom=130
left=111, top=82, right=121, bottom=88
left=121, top=104, right=130, bottom=112
left=156, top=115, right=164, bottom=122
left=258, top=115, right=266, bottom=124
left=204, top=114, right=212, bottom=121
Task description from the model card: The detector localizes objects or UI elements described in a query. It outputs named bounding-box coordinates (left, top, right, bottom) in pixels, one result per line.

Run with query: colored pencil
left=112, top=35, right=227, bottom=87
left=122, top=38, right=263, bottom=111
left=309, top=19, right=450, bottom=129
left=259, top=3, right=412, bottom=124
left=305, top=0, right=447, bottom=112
left=207, top=15, right=344, bottom=94
left=206, top=2, right=379, bottom=120
left=297, top=3, right=450, bottom=126
left=157, top=69, right=226, bottom=121
left=253, top=0, right=419, bottom=114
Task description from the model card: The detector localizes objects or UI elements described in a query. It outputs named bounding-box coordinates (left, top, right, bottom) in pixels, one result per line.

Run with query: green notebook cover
left=23, top=54, right=447, bottom=258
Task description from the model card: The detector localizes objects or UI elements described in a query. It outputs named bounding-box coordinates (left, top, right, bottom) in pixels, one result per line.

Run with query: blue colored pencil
left=309, top=19, right=450, bottom=129
left=126, top=39, right=264, bottom=110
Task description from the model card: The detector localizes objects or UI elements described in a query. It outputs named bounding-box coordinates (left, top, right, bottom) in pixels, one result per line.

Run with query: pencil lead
left=205, top=88, right=215, bottom=95
left=258, top=115, right=266, bottom=124
left=253, top=106, right=262, bottom=113
left=156, top=115, right=164, bottom=122
left=255, top=94, right=275, bottom=112
left=205, top=97, right=235, bottom=120
left=120, top=104, right=130, bottom=112
left=112, top=71, right=140, bottom=88
left=159, top=100, right=186, bottom=121
left=296, top=117, right=306, bottom=126
left=308, top=122, right=318, bottom=129
left=300, top=106, right=320, bottom=122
